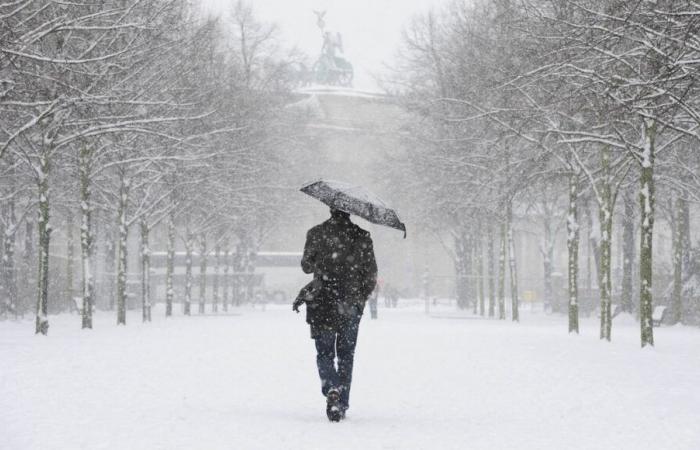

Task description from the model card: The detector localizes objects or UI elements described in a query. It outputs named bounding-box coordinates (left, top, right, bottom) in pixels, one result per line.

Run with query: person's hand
left=293, top=298, right=304, bottom=313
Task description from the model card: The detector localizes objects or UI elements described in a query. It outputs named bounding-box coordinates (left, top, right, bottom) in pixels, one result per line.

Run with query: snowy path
left=2, top=304, right=699, bottom=450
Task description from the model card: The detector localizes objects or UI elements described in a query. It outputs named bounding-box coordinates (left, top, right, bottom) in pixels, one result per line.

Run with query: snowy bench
left=652, top=306, right=668, bottom=327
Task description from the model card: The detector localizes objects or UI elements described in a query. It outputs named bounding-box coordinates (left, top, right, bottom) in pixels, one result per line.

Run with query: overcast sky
left=199, top=0, right=448, bottom=91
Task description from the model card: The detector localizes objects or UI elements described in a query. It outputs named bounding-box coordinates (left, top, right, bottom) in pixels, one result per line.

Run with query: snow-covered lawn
left=2, top=304, right=699, bottom=450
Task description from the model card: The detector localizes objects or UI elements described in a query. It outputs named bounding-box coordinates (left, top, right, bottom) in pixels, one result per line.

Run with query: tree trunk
left=487, top=223, right=496, bottom=318
left=91, top=208, right=100, bottom=308
left=469, top=236, right=479, bottom=315
left=498, top=218, right=507, bottom=320
left=213, top=243, right=221, bottom=313
left=79, top=146, right=95, bottom=328
left=116, top=175, right=130, bottom=326
left=584, top=197, right=599, bottom=295
left=476, top=222, right=485, bottom=316
left=2, top=201, right=18, bottom=318
left=232, top=248, right=240, bottom=307
left=222, top=240, right=230, bottom=312
left=0, top=219, right=3, bottom=284
left=140, top=221, right=151, bottom=322
left=65, top=212, right=75, bottom=313
left=2, top=201, right=17, bottom=316
left=567, top=174, right=580, bottom=333
left=0, top=219, right=4, bottom=296
left=507, top=201, right=519, bottom=322
left=542, top=208, right=555, bottom=313
left=620, top=188, right=636, bottom=313
left=0, top=220, right=4, bottom=314
left=454, top=233, right=469, bottom=309
left=671, top=196, right=682, bottom=324
left=472, top=235, right=478, bottom=315
left=35, top=154, right=50, bottom=335
left=598, top=146, right=613, bottom=341
left=103, top=223, right=116, bottom=311
left=465, top=234, right=473, bottom=311
left=679, top=197, right=691, bottom=273
left=672, top=195, right=690, bottom=325
left=198, top=234, right=207, bottom=314
left=184, top=229, right=193, bottom=315
left=639, top=119, right=656, bottom=347
left=165, top=214, right=175, bottom=317
left=21, top=217, right=35, bottom=316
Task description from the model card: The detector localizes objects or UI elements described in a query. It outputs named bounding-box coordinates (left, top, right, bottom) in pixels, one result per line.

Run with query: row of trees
left=388, top=0, right=700, bottom=346
left=0, top=1, right=304, bottom=334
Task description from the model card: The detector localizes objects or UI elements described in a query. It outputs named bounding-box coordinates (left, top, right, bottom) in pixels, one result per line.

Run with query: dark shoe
left=326, top=388, right=342, bottom=422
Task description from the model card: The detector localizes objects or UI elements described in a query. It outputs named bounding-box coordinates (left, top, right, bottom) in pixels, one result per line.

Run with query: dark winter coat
left=300, top=211, right=377, bottom=327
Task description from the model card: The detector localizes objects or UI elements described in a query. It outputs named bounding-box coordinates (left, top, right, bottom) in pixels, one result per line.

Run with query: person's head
left=330, top=208, right=350, bottom=220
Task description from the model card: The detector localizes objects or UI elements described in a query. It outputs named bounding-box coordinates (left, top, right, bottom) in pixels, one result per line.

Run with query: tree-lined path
left=3, top=304, right=699, bottom=450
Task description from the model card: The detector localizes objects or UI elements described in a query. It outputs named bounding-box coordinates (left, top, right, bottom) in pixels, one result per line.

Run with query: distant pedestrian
left=391, top=287, right=399, bottom=308
left=369, top=282, right=380, bottom=319
left=384, top=283, right=393, bottom=308
left=384, top=284, right=399, bottom=308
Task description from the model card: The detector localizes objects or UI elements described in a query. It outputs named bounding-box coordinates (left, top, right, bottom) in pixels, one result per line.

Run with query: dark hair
left=330, top=208, right=350, bottom=219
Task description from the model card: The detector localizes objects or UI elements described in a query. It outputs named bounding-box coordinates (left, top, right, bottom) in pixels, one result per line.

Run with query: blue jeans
left=312, top=308, right=362, bottom=410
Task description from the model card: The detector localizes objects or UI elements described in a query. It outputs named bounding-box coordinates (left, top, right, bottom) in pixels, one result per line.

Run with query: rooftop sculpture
left=310, top=10, right=354, bottom=87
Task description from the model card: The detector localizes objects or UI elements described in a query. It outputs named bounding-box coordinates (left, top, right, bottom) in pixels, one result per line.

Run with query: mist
left=2, top=0, right=699, bottom=448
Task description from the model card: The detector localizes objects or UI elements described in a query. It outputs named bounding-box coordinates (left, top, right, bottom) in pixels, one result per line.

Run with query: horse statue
left=310, top=11, right=354, bottom=87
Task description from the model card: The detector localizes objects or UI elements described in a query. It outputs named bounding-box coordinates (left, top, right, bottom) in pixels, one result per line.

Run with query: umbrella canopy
left=301, top=179, right=407, bottom=238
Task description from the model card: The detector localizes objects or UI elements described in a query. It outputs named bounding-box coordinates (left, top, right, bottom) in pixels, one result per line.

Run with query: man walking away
left=300, top=208, right=377, bottom=421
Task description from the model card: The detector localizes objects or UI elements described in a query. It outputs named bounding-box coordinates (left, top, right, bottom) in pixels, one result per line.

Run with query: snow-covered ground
left=2, top=302, right=699, bottom=450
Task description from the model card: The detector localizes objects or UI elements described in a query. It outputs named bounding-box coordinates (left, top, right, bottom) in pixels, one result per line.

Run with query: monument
left=310, top=10, right=354, bottom=87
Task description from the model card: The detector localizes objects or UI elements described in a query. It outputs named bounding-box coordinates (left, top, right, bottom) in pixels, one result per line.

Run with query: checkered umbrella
left=300, top=179, right=406, bottom=238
